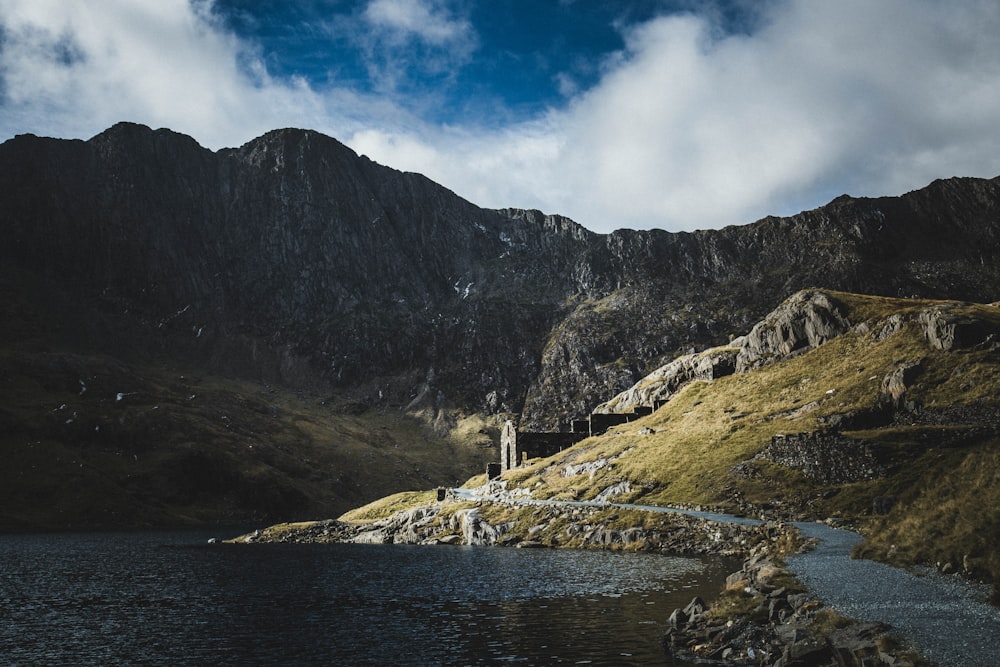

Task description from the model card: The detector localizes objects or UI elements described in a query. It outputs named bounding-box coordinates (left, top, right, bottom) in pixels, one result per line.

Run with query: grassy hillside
left=0, top=350, right=495, bottom=530
left=343, top=291, right=1000, bottom=592
left=0, top=263, right=497, bottom=530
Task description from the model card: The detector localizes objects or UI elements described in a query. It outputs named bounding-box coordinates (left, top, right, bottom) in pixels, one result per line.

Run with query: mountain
left=2, top=122, right=1000, bottom=527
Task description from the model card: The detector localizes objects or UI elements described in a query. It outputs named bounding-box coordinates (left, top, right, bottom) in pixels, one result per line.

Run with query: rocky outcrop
left=595, top=345, right=739, bottom=414
left=448, top=507, right=507, bottom=546
left=350, top=506, right=444, bottom=544
left=880, top=360, right=923, bottom=411
left=736, top=291, right=851, bottom=373
left=919, top=306, right=999, bottom=351
left=597, top=290, right=854, bottom=416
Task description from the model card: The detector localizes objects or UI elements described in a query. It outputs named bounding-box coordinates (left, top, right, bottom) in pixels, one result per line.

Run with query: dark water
left=0, top=530, right=733, bottom=666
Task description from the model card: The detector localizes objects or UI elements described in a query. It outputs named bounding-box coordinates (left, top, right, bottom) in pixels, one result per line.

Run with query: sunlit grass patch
left=338, top=489, right=438, bottom=523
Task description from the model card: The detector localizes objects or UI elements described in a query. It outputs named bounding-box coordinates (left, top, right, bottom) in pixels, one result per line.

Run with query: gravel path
left=787, top=522, right=1000, bottom=667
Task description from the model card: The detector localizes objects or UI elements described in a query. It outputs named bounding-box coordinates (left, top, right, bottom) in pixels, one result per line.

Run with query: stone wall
left=732, top=431, right=884, bottom=485
left=500, top=421, right=589, bottom=472
left=500, top=406, right=655, bottom=472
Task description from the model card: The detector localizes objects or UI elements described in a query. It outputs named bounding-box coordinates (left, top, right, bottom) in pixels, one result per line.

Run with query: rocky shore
left=665, top=541, right=926, bottom=666
left=230, top=489, right=928, bottom=666
left=231, top=483, right=788, bottom=557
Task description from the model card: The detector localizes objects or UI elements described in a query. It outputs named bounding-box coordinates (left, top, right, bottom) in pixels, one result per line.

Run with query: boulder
left=919, top=307, right=994, bottom=351
left=667, top=607, right=689, bottom=630
left=827, top=621, right=891, bottom=665
left=683, top=596, right=708, bottom=617
left=450, top=508, right=504, bottom=545
left=515, top=540, right=547, bottom=549
left=880, top=360, right=922, bottom=409
left=786, top=593, right=813, bottom=612
left=736, top=291, right=851, bottom=373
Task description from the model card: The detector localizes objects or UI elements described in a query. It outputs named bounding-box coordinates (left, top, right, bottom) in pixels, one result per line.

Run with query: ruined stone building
left=495, top=406, right=657, bottom=477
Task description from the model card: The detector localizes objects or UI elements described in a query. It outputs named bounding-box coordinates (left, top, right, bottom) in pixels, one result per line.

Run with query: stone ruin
left=494, top=405, right=659, bottom=478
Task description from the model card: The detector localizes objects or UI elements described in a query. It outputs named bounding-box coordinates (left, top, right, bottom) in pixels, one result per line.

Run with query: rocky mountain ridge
left=3, top=123, right=1000, bottom=433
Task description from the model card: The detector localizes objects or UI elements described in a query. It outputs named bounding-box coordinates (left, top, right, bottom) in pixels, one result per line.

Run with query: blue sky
left=2, top=1, right=1000, bottom=233
left=213, top=1, right=759, bottom=124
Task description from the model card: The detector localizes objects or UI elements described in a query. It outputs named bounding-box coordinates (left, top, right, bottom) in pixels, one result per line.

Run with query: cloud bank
left=2, top=0, right=1000, bottom=232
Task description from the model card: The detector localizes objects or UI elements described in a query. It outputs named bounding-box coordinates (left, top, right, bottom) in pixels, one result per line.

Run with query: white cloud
left=363, top=0, right=472, bottom=46
left=352, top=0, right=477, bottom=96
left=348, top=119, right=564, bottom=211
left=334, top=0, right=1000, bottom=232
left=2, top=0, right=1000, bottom=233
left=0, top=0, right=332, bottom=147
left=508, top=1, right=999, bottom=229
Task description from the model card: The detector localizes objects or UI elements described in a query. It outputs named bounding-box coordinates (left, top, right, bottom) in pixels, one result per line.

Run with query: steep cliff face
left=520, top=180, right=1000, bottom=427
left=0, top=124, right=596, bottom=421
left=3, top=123, right=1000, bottom=433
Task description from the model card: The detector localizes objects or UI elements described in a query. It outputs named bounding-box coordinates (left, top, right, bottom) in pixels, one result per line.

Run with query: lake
left=0, top=529, right=735, bottom=665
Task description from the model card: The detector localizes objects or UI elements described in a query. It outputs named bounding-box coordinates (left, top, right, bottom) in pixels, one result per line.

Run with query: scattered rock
left=665, top=549, right=917, bottom=667
left=732, top=431, right=884, bottom=485
left=595, top=481, right=632, bottom=502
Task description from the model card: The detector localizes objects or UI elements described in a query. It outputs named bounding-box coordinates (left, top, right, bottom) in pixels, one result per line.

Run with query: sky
left=2, top=1, right=1000, bottom=233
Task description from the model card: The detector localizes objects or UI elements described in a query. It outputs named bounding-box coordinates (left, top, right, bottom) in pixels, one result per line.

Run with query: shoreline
left=229, top=489, right=948, bottom=666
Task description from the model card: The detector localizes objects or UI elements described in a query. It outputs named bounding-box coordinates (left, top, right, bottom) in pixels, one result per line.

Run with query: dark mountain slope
left=2, top=123, right=1000, bottom=526
left=521, top=178, right=1000, bottom=426
left=1, top=124, right=597, bottom=417
left=7, top=125, right=1000, bottom=430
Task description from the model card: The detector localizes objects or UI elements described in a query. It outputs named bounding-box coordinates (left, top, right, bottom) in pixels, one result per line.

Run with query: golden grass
left=338, top=489, right=438, bottom=523
left=855, top=440, right=1000, bottom=582
left=499, top=293, right=1000, bottom=515
left=475, top=292, right=1000, bottom=584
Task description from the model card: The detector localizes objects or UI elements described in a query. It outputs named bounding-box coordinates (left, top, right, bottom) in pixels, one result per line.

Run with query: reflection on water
left=0, top=530, right=733, bottom=665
